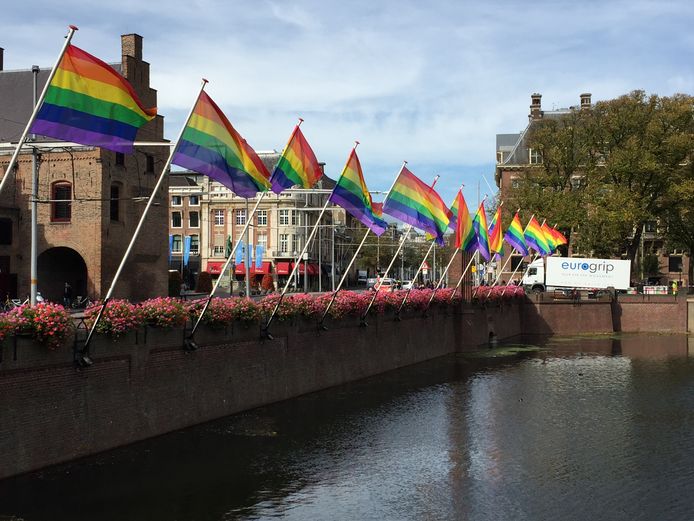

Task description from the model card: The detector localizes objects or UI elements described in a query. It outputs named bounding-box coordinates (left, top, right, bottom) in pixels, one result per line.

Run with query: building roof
left=0, top=63, right=121, bottom=143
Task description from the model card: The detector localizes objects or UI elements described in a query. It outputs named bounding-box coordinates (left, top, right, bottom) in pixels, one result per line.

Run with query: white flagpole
left=396, top=239, right=435, bottom=315
left=186, top=192, right=266, bottom=344
left=318, top=226, right=370, bottom=326
left=361, top=171, right=437, bottom=324
left=500, top=215, right=537, bottom=297
left=263, top=143, right=360, bottom=337
left=0, top=25, right=79, bottom=197
left=82, top=78, right=209, bottom=356
left=422, top=248, right=462, bottom=313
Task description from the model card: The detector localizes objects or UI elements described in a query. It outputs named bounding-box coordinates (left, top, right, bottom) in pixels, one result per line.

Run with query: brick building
left=495, top=92, right=690, bottom=286
left=0, top=34, right=168, bottom=303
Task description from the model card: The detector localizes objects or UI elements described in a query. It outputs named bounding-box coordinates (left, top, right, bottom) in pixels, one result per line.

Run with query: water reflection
left=1, top=334, right=693, bottom=521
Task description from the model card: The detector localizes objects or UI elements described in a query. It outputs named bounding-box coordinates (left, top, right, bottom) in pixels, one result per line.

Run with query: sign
left=546, top=257, right=631, bottom=290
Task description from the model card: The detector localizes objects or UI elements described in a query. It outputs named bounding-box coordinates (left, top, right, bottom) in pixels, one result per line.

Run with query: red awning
left=276, top=262, right=290, bottom=275
left=256, top=261, right=272, bottom=275
left=290, top=262, right=319, bottom=275
left=207, top=261, right=226, bottom=275
left=234, top=261, right=272, bottom=275
left=235, top=263, right=246, bottom=275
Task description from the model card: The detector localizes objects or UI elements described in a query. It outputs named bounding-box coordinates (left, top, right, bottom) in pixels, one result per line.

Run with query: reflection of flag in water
left=255, top=244, right=264, bottom=269
left=183, top=236, right=192, bottom=266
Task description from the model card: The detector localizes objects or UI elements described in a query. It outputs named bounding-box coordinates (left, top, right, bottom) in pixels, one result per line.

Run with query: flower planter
left=11, top=336, right=72, bottom=368
left=193, top=324, right=231, bottom=346
left=143, top=326, right=185, bottom=349
left=87, top=330, right=140, bottom=359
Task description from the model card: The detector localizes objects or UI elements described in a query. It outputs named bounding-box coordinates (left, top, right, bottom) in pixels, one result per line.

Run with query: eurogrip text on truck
left=522, top=257, right=632, bottom=292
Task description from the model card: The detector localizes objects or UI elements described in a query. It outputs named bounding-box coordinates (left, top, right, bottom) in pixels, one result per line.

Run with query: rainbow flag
left=524, top=216, right=551, bottom=255
left=329, top=148, right=387, bottom=236
left=450, top=190, right=475, bottom=251
left=550, top=226, right=568, bottom=246
left=541, top=222, right=558, bottom=253
left=489, top=206, right=504, bottom=258
left=382, top=167, right=451, bottom=245
left=472, top=202, right=491, bottom=261
left=31, top=45, right=156, bottom=153
left=172, top=91, right=270, bottom=198
left=270, top=124, right=323, bottom=193
left=504, top=212, right=529, bottom=255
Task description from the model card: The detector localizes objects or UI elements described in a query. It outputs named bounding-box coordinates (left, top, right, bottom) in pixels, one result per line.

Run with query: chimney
left=121, top=34, right=142, bottom=61
left=0, top=47, right=4, bottom=71
left=529, top=93, right=542, bottom=120
left=580, top=92, right=592, bottom=110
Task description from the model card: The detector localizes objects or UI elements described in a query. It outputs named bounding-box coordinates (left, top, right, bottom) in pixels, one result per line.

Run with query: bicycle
left=71, top=295, right=92, bottom=309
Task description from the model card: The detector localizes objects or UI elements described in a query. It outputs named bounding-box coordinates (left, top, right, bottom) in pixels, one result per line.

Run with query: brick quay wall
left=0, top=297, right=690, bottom=480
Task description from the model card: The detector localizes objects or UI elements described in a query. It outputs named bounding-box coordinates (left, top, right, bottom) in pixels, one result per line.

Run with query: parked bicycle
left=71, top=295, right=92, bottom=309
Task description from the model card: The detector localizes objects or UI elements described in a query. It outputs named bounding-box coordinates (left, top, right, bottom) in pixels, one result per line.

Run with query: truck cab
left=522, top=258, right=546, bottom=293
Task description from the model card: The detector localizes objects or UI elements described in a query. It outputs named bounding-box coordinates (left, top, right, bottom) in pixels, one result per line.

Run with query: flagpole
left=360, top=172, right=436, bottom=324
left=395, top=239, right=435, bottom=316
left=500, top=214, right=537, bottom=297
left=186, top=192, right=266, bottom=345
left=491, top=206, right=519, bottom=287
left=263, top=143, right=360, bottom=338
left=318, top=226, right=370, bottom=327
left=0, top=25, right=79, bottom=197
left=422, top=248, right=462, bottom=314
left=449, top=254, right=476, bottom=303
left=82, top=78, right=209, bottom=357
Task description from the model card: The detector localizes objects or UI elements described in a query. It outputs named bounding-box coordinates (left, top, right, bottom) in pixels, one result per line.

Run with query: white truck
left=522, top=257, right=631, bottom=294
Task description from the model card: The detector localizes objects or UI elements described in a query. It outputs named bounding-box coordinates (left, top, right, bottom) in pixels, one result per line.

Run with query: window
left=51, top=182, right=72, bottom=222
left=235, top=209, right=247, bottom=225
left=189, top=195, right=200, bottom=206
left=496, top=151, right=504, bottom=164
left=110, top=184, right=120, bottom=222
left=190, top=234, right=199, bottom=254
left=172, top=234, right=182, bottom=253
left=257, top=231, right=267, bottom=249
left=511, top=178, right=520, bottom=189
left=279, top=234, right=288, bottom=253
left=529, top=148, right=542, bottom=164
left=0, top=218, right=12, bottom=245
left=189, top=211, right=199, bottom=228
left=115, top=152, right=125, bottom=166
left=291, top=210, right=297, bottom=226
left=669, top=255, right=683, bottom=273
left=214, top=210, right=225, bottom=226
left=257, top=210, right=267, bottom=226
left=146, top=155, right=154, bottom=174
left=528, top=267, right=537, bottom=276
left=510, top=255, right=523, bottom=271
left=279, top=209, right=289, bottom=226
left=213, top=245, right=225, bottom=257
left=292, top=234, right=300, bottom=254
left=644, top=221, right=657, bottom=233
left=570, top=177, right=584, bottom=189
left=171, top=211, right=182, bottom=228
left=171, top=195, right=182, bottom=206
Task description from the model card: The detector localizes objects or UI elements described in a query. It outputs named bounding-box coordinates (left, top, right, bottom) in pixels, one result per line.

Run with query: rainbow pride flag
left=329, top=148, right=387, bottom=236
left=489, top=206, right=504, bottom=258
left=524, top=216, right=551, bottom=255
left=541, top=222, right=558, bottom=253
left=382, top=167, right=451, bottom=245
left=172, top=91, right=271, bottom=198
left=503, top=212, right=529, bottom=256
left=550, top=226, right=568, bottom=246
left=31, top=45, right=156, bottom=153
left=472, top=202, right=491, bottom=261
left=270, top=124, right=323, bottom=193
left=449, top=190, right=475, bottom=251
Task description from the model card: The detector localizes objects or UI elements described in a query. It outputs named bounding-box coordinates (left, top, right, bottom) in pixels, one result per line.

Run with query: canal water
left=1, top=333, right=694, bottom=521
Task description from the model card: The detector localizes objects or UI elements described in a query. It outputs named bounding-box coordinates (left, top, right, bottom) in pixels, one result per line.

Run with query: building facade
left=168, top=155, right=356, bottom=294
left=0, top=34, right=168, bottom=302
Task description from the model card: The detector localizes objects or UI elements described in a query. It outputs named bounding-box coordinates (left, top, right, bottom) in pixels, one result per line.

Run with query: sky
left=2, top=0, right=693, bottom=206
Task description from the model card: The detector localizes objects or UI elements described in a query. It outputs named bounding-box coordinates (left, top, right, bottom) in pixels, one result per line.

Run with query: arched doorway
left=37, top=247, right=88, bottom=304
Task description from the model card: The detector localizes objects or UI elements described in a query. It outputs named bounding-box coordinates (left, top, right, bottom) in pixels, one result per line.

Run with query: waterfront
left=1, top=333, right=693, bottom=520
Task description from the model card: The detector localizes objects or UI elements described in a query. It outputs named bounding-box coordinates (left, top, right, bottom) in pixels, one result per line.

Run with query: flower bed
left=0, top=286, right=524, bottom=350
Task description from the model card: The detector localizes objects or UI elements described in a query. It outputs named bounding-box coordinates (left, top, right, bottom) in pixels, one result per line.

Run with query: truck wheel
left=532, top=285, right=544, bottom=294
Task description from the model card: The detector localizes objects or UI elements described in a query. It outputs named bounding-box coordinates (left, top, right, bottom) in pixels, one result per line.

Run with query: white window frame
left=190, top=234, right=199, bottom=254
left=171, top=195, right=182, bottom=206
left=279, top=209, right=289, bottom=226
left=236, top=209, right=247, bottom=226
left=214, top=209, right=225, bottom=226
left=257, top=209, right=267, bottom=226
left=257, top=231, right=267, bottom=249
left=172, top=234, right=182, bottom=253
left=189, top=211, right=199, bottom=228
left=188, top=195, right=200, bottom=206
left=213, top=245, right=225, bottom=257
left=279, top=233, right=288, bottom=253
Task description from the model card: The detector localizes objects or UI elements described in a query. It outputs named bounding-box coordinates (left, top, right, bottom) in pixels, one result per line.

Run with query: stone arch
left=37, top=247, right=88, bottom=304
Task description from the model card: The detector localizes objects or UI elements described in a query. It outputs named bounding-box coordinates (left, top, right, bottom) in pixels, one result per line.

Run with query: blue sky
left=2, top=0, right=693, bottom=205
